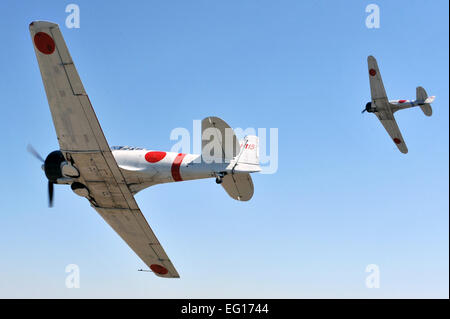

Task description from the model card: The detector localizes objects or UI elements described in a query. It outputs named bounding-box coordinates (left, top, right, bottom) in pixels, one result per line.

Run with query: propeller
left=361, top=108, right=367, bottom=113
left=48, top=181, right=54, bottom=207
left=27, top=144, right=44, bottom=163
left=27, top=144, right=54, bottom=207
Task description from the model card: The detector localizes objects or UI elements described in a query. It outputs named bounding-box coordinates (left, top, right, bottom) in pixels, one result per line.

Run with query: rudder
left=237, top=135, right=259, bottom=166
left=416, top=86, right=433, bottom=117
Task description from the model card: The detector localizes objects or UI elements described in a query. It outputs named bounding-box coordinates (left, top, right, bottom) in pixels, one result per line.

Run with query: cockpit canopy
left=110, top=146, right=146, bottom=151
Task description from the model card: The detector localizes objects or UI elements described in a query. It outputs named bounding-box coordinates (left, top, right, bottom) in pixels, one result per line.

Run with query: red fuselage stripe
left=171, top=153, right=186, bottom=182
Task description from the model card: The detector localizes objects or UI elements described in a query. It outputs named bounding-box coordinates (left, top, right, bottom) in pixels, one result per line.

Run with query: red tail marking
left=171, top=153, right=186, bottom=182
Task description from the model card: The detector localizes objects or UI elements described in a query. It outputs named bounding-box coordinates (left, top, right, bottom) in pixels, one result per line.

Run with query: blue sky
left=0, top=0, right=448, bottom=298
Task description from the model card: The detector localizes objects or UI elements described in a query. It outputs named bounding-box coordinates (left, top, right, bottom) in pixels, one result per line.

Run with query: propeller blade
left=27, top=144, right=45, bottom=163
left=361, top=109, right=367, bottom=114
left=48, top=181, right=54, bottom=207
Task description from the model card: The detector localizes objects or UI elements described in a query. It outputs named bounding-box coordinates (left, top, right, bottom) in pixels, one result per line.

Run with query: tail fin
left=228, top=135, right=261, bottom=173
left=416, top=86, right=434, bottom=116
left=239, top=135, right=259, bottom=165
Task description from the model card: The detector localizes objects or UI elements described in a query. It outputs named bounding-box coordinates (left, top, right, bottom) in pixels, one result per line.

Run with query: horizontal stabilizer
left=221, top=173, right=254, bottom=201
left=201, top=116, right=240, bottom=163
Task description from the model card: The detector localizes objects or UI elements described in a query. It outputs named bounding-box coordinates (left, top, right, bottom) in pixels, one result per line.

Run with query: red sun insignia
left=145, top=151, right=166, bottom=163
left=34, top=32, right=55, bottom=55
left=150, top=264, right=168, bottom=275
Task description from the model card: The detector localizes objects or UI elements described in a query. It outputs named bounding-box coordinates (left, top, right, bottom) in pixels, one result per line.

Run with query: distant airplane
left=363, top=55, right=435, bottom=154
left=28, top=21, right=261, bottom=278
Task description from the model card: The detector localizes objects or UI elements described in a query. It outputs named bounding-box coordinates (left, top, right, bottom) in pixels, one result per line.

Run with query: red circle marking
left=398, top=100, right=407, bottom=103
left=369, top=69, right=377, bottom=76
left=34, top=32, right=55, bottom=55
left=150, top=264, right=168, bottom=275
left=393, top=138, right=402, bottom=144
left=145, top=151, right=166, bottom=163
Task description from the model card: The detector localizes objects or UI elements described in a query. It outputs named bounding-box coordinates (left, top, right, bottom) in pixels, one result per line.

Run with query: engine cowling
left=44, top=151, right=65, bottom=182
left=365, top=102, right=377, bottom=113
left=44, top=151, right=80, bottom=182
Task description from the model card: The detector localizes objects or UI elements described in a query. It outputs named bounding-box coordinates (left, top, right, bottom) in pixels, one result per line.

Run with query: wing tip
left=399, top=144, right=408, bottom=154
left=29, top=20, right=59, bottom=31
left=155, top=273, right=180, bottom=279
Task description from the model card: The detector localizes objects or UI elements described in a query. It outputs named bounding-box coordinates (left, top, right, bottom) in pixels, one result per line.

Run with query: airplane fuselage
left=388, top=99, right=426, bottom=108
left=113, top=148, right=225, bottom=185
left=365, top=98, right=426, bottom=113
left=109, top=147, right=260, bottom=193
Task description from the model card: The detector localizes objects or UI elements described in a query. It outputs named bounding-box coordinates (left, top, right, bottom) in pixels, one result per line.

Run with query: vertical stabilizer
left=236, top=135, right=260, bottom=168
left=416, top=86, right=433, bottom=116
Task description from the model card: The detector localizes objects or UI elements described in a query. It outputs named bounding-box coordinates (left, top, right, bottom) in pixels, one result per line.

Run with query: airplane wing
left=376, top=111, right=408, bottom=154
left=367, top=55, right=389, bottom=108
left=367, top=56, right=408, bottom=154
left=29, top=21, right=179, bottom=278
